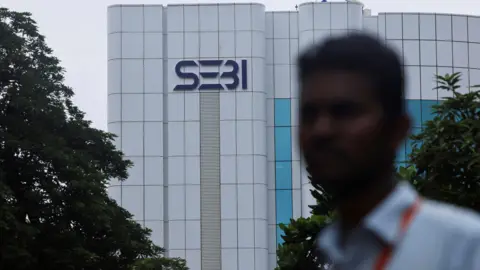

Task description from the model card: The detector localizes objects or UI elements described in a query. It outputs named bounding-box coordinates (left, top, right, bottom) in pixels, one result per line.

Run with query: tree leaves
left=132, top=257, right=188, bottom=270
left=0, top=8, right=187, bottom=270
left=274, top=169, right=334, bottom=270
left=403, top=73, right=480, bottom=212
left=276, top=216, right=330, bottom=270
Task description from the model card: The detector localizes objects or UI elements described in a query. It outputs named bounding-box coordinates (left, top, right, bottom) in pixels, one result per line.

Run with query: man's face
left=299, top=71, right=407, bottom=195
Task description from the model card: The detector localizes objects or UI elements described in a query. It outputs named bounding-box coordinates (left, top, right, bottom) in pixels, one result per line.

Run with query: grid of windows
left=377, top=13, right=480, bottom=167
left=110, top=3, right=480, bottom=270
left=274, top=98, right=293, bottom=245
left=107, top=5, right=166, bottom=250
left=267, top=11, right=300, bottom=256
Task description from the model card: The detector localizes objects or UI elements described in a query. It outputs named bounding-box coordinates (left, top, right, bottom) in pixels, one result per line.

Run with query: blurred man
left=297, top=33, right=480, bottom=269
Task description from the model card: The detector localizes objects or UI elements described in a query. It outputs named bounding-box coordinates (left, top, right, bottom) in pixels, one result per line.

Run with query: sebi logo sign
left=174, top=59, right=247, bottom=91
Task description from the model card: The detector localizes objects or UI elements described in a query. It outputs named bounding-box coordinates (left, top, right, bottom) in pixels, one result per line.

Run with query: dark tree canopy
left=0, top=8, right=187, bottom=270
left=402, top=72, right=480, bottom=211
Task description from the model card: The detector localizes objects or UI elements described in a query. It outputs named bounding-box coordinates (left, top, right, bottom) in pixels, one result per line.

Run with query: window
left=421, top=100, right=438, bottom=123
left=274, top=99, right=291, bottom=126
left=276, top=190, right=293, bottom=226
left=407, top=100, right=422, bottom=128
left=275, top=162, right=292, bottom=189
left=396, top=140, right=407, bottom=163
left=275, top=127, right=292, bottom=161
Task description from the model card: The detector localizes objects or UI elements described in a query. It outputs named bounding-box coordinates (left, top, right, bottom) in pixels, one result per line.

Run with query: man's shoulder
left=420, top=199, right=480, bottom=235
left=418, top=200, right=480, bottom=268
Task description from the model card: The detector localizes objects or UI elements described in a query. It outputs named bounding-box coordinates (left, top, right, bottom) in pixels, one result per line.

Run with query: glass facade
left=108, top=2, right=480, bottom=269
left=274, top=99, right=293, bottom=244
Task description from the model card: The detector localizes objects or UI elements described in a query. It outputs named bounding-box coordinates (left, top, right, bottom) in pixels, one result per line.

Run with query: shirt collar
left=363, top=181, right=418, bottom=244
left=317, top=181, right=418, bottom=260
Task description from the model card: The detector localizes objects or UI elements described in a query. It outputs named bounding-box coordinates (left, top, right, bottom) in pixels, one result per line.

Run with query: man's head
left=298, top=33, right=410, bottom=198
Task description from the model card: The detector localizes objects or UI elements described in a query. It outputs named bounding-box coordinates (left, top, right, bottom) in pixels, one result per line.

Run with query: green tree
left=133, top=257, right=188, bottom=270
left=275, top=215, right=329, bottom=270
left=399, top=72, right=480, bottom=212
left=276, top=72, right=480, bottom=269
left=0, top=8, right=187, bottom=270
left=275, top=170, right=334, bottom=270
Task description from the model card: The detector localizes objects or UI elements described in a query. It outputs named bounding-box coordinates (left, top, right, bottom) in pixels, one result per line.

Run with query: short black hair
left=297, top=32, right=405, bottom=120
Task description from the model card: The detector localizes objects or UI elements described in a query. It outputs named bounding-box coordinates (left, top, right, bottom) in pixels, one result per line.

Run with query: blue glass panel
left=275, top=127, right=292, bottom=161
left=421, top=100, right=438, bottom=123
left=406, top=139, right=413, bottom=159
left=276, top=225, right=285, bottom=245
left=396, top=140, right=406, bottom=163
left=407, top=100, right=422, bottom=128
left=276, top=190, right=293, bottom=225
left=274, top=99, right=291, bottom=126
left=276, top=161, right=292, bottom=190
left=411, top=127, right=421, bottom=135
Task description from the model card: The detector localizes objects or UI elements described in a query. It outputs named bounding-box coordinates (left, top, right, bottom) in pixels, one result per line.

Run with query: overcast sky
left=1, top=0, right=479, bottom=130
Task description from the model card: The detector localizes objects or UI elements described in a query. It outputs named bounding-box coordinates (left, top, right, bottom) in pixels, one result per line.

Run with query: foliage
left=275, top=215, right=331, bottom=270
left=0, top=8, right=186, bottom=270
left=275, top=168, right=335, bottom=270
left=276, top=72, right=480, bottom=269
left=132, top=257, right=188, bottom=270
left=308, top=170, right=334, bottom=217
left=400, top=72, right=480, bottom=212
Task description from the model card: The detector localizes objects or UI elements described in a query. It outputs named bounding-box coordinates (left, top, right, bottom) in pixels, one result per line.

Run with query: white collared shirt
left=317, top=182, right=480, bottom=269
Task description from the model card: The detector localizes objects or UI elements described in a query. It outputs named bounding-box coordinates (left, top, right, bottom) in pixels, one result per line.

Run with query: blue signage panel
left=174, top=59, right=247, bottom=91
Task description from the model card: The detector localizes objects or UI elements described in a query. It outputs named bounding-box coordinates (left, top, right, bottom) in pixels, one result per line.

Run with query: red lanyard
left=373, top=197, right=422, bottom=270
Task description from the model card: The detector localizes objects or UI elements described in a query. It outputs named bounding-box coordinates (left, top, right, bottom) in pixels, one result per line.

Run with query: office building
left=107, top=1, right=480, bottom=269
